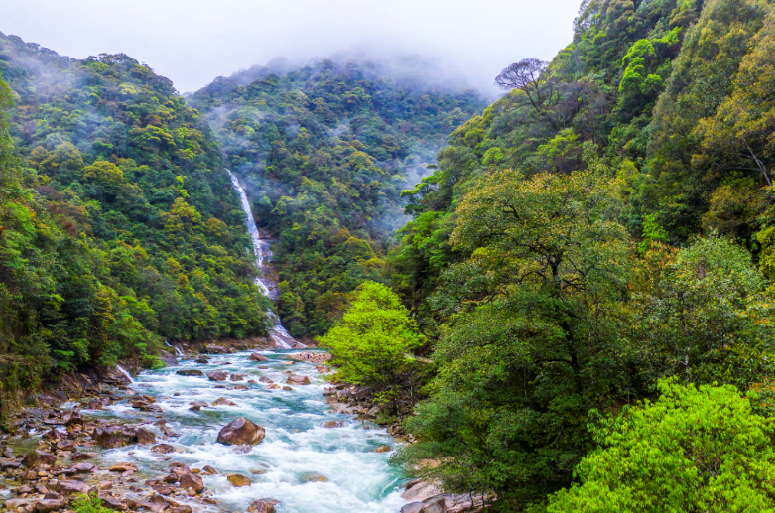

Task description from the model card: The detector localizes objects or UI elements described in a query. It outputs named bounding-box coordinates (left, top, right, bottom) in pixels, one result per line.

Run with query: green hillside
left=190, top=59, right=487, bottom=336
left=0, top=33, right=272, bottom=411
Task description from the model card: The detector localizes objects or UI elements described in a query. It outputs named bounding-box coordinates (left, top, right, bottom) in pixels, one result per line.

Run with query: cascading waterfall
left=115, top=364, right=135, bottom=383
left=228, top=170, right=304, bottom=350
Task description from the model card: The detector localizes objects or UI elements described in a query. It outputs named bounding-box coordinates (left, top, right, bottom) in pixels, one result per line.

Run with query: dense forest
left=189, top=61, right=486, bottom=336
left=370, top=0, right=775, bottom=509
left=0, top=33, right=272, bottom=412
left=2, top=0, right=775, bottom=508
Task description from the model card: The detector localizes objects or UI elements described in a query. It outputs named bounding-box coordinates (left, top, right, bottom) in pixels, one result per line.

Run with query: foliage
left=0, top=34, right=271, bottom=416
left=320, top=280, right=423, bottom=405
left=72, top=494, right=115, bottom=513
left=190, top=59, right=487, bottom=336
left=547, top=380, right=775, bottom=513
left=399, top=170, right=636, bottom=506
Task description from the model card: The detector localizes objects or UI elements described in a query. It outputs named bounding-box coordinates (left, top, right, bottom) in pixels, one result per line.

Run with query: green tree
left=547, top=380, right=775, bottom=513
left=400, top=170, right=636, bottom=508
left=320, top=281, right=424, bottom=406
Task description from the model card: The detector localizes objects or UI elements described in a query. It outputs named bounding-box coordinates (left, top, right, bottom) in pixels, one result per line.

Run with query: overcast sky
left=3, top=0, right=582, bottom=96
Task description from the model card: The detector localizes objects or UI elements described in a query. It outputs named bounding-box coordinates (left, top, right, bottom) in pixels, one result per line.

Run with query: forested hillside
left=362, top=0, right=775, bottom=509
left=189, top=60, right=486, bottom=336
left=0, top=33, right=271, bottom=412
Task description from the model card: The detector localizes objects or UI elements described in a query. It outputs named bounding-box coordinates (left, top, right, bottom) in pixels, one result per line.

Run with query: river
left=88, top=349, right=408, bottom=512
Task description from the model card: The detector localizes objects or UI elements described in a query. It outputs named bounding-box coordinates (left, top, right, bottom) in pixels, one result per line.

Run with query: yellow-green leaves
left=320, top=281, right=423, bottom=391
left=548, top=380, right=775, bottom=513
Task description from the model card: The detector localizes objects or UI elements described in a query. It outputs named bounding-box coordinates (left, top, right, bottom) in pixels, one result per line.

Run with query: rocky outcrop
left=401, top=497, right=446, bottom=513
left=216, top=417, right=265, bottom=446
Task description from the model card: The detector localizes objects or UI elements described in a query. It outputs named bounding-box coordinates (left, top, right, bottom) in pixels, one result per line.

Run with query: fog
left=3, top=0, right=581, bottom=95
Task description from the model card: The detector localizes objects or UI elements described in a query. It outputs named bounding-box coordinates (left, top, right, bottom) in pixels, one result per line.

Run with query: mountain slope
left=190, top=58, right=487, bottom=336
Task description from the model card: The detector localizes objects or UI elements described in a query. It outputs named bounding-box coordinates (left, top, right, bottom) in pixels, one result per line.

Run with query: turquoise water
left=89, top=350, right=408, bottom=513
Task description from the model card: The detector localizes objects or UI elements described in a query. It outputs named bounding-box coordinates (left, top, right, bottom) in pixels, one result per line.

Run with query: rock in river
left=248, top=353, right=268, bottom=361
left=216, top=417, right=265, bottom=446
left=227, top=473, right=251, bottom=487
left=176, top=369, right=203, bottom=376
left=247, top=499, right=277, bottom=513
left=206, top=370, right=228, bottom=381
left=286, top=375, right=311, bottom=385
left=179, top=473, right=204, bottom=493
left=92, top=425, right=137, bottom=449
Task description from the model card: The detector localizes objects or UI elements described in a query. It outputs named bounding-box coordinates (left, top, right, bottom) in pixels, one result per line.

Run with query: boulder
left=194, top=356, right=210, bottom=364
left=0, top=457, right=20, bottom=469
left=58, top=479, right=93, bottom=495
left=249, top=353, right=269, bottom=362
left=99, top=495, right=128, bottom=511
left=212, top=397, right=237, bottom=407
left=216, top=417, right=265, bottom=446
left=22, top=449, right=57, bottom=467
left=93, top=425, right=137, bottom=449
left=201, top=465, right=218, bottom=474
left=35, top=499, right=66, bottom=513
left=69, top=461, right=97, bottom=473
left=320, top=421, right=344, bottom=429
left=226, top=474, right=251, bottom=487
left=110, top=462, right=138, bottom=472
left=175, top=370, right=203, bottom=377
left=247, top=499, right=277, bottom=513
left=267, top=384, right=280, bottom=389
left=286, top=375, right=311, bottom=385
left=229, top=373, right=246, bottom=381
left=206, top=370, right=228, bottom=381
left=259, top=377, right=273, bottom=383
left=375, top=445, right=392, bottom=453
left=282, top=386, right=293, bottom=391
left=179, top=473, right=204, bottom=493
left=233, top=384, right=249, bottom=390
left=72, top=452, right=96, bottom=461
left=152, top=444, right=175, bottom=454
left=400, top=497, right=446, bottom=513
left=402, top=481, right=443, bottom=502
left=299, top=472, right=327, bottom=483
left=4, top=499, right=32, bottom=510
left=136, top=427, right=157, bottom=445
left=62, top=410, right=83, bottom=428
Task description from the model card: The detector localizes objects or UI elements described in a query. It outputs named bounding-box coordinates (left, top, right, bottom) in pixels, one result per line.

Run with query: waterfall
left=228, top=170, right=305, bottom=349
left=116, top=364, right=135, bottom=383
left=174, top=346, right=185, bottom=357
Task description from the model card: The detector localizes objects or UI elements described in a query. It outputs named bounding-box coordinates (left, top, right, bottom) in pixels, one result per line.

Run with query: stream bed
left=88, top=349, right=408, bottom=513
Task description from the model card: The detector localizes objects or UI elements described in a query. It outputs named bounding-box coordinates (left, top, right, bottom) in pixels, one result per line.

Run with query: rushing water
left=89, top=350, right=408, bottom=512
left=227, top=170, right=302, bottom=349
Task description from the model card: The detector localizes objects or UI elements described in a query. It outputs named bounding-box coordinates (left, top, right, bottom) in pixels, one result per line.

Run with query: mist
left=3, top=0, right=582, bottom=96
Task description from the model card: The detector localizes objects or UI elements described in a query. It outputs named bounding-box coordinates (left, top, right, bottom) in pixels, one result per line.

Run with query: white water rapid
left=91, top=350, right=409, bottom=512
left=228, top=170, right=304, bottom=349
